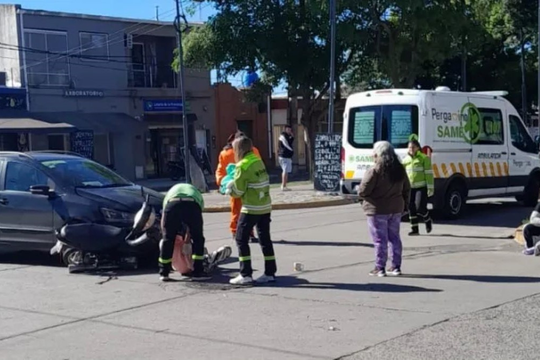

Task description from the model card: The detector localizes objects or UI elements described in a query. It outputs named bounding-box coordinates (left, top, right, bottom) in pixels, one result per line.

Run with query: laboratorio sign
left=63, top=90, right=104, bottom=98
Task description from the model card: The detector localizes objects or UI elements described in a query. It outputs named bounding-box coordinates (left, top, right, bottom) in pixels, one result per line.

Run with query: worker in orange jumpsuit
left=216, top=132, right=261, bottom=243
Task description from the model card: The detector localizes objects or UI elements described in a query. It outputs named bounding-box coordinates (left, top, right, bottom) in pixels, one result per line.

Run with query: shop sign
left=144, top=99, right=184, bottom=112
left=63, top=89, right=104, bottom=98
left=0, top=87, right=26, bottom=110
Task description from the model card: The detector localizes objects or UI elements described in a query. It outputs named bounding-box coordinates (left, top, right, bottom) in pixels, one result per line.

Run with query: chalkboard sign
left=70, top=131, right=94, bottom=159
left=314, top=133, right=342, bottom=192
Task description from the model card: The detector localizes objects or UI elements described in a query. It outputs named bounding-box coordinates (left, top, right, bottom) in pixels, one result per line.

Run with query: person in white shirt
left=278, top=125, right=294, bottom=191
left=522, top=202, right=540, bottom=256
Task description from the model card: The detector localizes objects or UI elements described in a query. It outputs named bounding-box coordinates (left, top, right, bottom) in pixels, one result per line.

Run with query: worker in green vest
left=402, top=139, right=434, bottom=236
left=159, top=183, right=210, bottom=282
left=225, top=136, right=277, bottom=285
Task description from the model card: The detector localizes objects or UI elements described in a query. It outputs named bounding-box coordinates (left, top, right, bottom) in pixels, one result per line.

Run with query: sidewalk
left=137, top=171, right=311, bottom=193
left=136, top=179, right=354, bottom=212
left=203, top=184, right=354, bottom=212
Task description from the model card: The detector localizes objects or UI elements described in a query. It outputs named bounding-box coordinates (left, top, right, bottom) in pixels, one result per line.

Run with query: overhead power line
left=20, top=6, right=179, bottom=71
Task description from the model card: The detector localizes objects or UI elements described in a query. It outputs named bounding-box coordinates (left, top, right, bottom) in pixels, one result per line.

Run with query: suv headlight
left=100, top=208, right=134, bottom=223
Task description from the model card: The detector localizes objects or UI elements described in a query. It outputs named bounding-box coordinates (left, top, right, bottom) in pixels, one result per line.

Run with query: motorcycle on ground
left=51, top=193, right=232, bottom=274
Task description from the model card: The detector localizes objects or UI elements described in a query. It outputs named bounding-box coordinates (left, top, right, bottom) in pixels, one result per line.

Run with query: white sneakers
left=229, top=274, right=276, bottom=285
left=535, top=243, right=540, bottom=256
left=229, top=275, right=253, bottom=285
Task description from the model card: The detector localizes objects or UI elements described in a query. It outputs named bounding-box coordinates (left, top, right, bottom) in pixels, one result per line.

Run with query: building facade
left=0, top=4, right=215, bottom=181
left=213, top=83, right=271, bottom=164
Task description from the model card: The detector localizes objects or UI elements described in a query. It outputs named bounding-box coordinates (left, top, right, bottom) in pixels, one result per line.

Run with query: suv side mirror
left=30, top=185, right=54, bottom=197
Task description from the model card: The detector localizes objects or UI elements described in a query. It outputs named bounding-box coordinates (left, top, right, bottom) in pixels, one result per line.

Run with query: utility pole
left=175, top=0, right=191, bottom=183
left=327, top=0, right=336, bottom=134
left=537, top=0, right=540, bottom=134
left=461, top=37, right=467, bottom=92
left=155, top=6, right=159, bottom=21
left=520, top=27, right=528, bottom=125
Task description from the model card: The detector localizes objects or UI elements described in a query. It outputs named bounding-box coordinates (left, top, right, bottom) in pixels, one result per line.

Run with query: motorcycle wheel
left=61, top=248, right=83, bottom=266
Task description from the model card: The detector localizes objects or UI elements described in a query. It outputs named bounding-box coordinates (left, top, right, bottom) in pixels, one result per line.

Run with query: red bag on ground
left=172, top=230, right=193, bottom=274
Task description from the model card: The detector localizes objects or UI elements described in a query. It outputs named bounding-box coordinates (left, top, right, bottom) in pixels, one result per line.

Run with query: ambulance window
left=382, top=105, right=419, bottom=148
left=509, top=115, right=537, bottom=154
left=348, top=106, right=379, bottom=149
left=477, top=108, right=504, bottom=145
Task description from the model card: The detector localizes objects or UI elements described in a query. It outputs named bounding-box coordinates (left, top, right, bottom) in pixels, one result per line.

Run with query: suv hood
left=76, top=185, right=164, bottom=212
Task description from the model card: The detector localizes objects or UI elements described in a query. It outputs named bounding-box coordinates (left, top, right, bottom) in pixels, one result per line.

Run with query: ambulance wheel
left=521, top=176, right=540, bottom=207
left=442, top=182, right=466, bottom=219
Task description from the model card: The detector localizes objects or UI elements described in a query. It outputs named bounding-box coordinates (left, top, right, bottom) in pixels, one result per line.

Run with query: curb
left=203, top=198, right=355, bottom=213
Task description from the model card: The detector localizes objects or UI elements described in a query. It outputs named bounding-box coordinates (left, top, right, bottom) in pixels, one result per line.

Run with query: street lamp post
left=174, top=0, right=191, bottom=183
left=327, top=0, right=336, bottom=134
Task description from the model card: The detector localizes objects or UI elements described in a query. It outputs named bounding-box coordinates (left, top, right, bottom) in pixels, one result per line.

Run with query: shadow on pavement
left=427, top=234, right=514, bottom=240
left=403, top=274, right=540, bottom=283
left=0, top=251, right=63, bottom=267
left=267, top=276, right=443, bottom=293
left=179, top=274, right=442, bottom=293
left=434, top=201, right=531, bottom=228
left=274, top=240, right=373, bottom=248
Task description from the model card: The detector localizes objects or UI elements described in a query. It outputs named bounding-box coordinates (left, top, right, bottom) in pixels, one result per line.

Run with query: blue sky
left=0, top=0, right=216, bottom=23
left=0, top=0, right=272, bottom=89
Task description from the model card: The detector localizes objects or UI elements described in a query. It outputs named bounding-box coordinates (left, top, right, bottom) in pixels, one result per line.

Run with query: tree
left=180, top=0, right=372, bottom=175
left=346, top=0, right=476, bottom=89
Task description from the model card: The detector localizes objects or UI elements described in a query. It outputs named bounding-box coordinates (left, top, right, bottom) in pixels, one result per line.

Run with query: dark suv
left=0, top=152, right=163, bottom=254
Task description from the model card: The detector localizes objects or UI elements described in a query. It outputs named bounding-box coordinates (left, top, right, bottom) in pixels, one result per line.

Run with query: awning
left=0, top=111, right=146, bottom=134
left=0, top=111, right=74, bottom=133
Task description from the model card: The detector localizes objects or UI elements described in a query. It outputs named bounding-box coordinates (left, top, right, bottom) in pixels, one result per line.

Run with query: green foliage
left=176, top=0, right=539, bottom=121
left=180, top=0, right=369, bottom=98
left=243, top=80, right=273, bottom=103
left=355, top=0, right=475, bottom=87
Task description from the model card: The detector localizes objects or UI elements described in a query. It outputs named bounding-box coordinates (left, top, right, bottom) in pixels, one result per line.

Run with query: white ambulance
left=341, top=87, right=540, bottom=218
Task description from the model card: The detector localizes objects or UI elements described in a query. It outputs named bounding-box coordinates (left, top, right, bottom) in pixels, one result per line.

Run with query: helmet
left=132, top=201, right=156, bottom=233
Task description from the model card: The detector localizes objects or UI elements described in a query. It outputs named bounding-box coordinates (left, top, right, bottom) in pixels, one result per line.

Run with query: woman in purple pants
left=359, top=141, right=411, bottom=277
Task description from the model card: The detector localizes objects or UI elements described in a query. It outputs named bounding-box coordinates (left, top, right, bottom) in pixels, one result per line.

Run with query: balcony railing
left=127, top=64, right=177, bottom=88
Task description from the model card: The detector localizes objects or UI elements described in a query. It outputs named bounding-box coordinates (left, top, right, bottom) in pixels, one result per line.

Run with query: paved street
left=0, top=198, right=539, bottom=360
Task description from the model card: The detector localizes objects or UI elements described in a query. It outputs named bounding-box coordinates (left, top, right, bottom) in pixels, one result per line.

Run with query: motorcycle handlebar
left=126, top=232, right=150, bottom=247
left=125, top=226, right=161, bottom=247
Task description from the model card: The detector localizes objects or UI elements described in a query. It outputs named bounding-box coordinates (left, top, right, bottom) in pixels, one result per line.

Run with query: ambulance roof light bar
left=471, top=90, right=509, bottom=97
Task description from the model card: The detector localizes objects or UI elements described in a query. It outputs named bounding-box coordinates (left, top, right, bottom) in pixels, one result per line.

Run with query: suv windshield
left=40, top=159, right=131, bottom=188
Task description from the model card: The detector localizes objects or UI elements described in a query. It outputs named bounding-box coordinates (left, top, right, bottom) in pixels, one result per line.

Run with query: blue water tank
left=243, top=71, right=259, bottom=87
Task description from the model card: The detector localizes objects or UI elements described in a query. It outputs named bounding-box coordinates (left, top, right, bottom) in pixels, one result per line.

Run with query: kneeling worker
left=159, top=183, right=210, bottom=282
